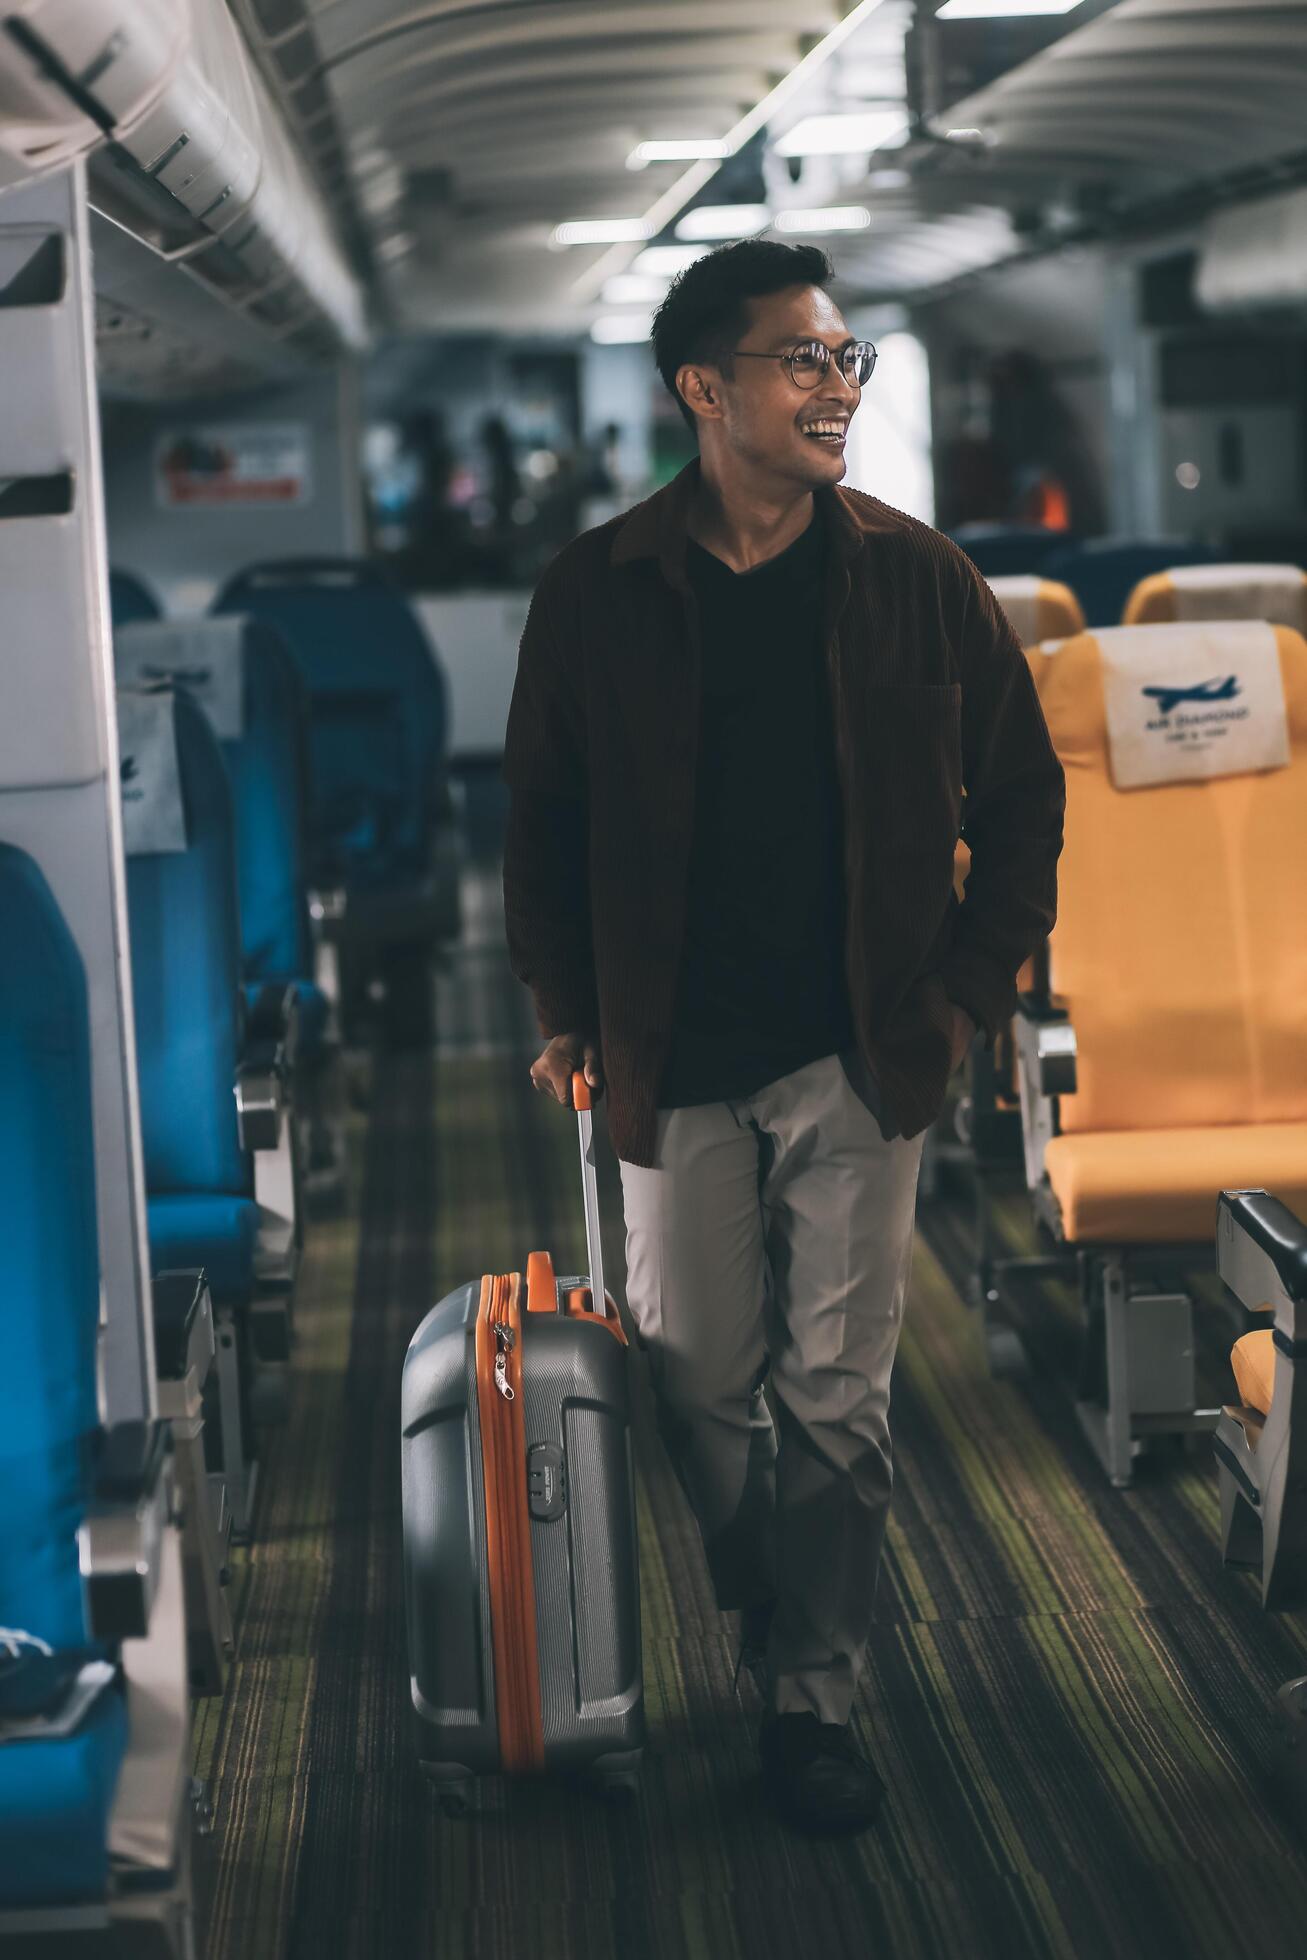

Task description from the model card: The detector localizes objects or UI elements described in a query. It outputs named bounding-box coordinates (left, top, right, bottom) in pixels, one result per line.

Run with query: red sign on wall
left=155, top=425, right=312, bottom=507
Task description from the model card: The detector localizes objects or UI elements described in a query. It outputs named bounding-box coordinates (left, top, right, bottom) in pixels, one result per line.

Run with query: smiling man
left=502, top=240, right=1064, bottom=1834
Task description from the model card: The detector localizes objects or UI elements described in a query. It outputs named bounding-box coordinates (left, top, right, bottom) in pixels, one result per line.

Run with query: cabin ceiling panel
left=289, top=0, right=841, bottom=323
left=237, top=0, right=1307, bottom=328
left=936, top=2, right=1307, bottom=202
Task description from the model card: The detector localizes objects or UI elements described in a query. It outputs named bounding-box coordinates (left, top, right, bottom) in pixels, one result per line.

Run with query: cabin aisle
left=193, top=855, right=1307, bottom=1960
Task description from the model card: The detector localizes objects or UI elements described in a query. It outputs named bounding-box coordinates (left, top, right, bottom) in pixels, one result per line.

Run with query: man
left=501, top=241, right=1064, bottom=1834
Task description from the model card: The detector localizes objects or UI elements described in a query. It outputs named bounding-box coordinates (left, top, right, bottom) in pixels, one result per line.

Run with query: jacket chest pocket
left=855, top=683, right=963, bottom=848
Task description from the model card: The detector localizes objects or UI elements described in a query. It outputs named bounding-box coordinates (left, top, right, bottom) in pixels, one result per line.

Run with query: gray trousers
left=618, top=1049, right=925, bottom=1725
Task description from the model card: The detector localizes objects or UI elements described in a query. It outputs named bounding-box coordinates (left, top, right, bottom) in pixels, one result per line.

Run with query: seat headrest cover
left=115, top=617, right=246, bottom=740
left=1167, top=563, right=1307, bottom=630
left=116, top=689, right=187, bottom=855
left=1094, top=622, right=1290, bottom=790
left=986, top=577, right=1043, bottom=648
left=987, top=575, right=1085, bottom=649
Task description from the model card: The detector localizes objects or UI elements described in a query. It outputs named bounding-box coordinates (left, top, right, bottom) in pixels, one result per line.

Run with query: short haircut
left=651, top=239, right=835, bottom=432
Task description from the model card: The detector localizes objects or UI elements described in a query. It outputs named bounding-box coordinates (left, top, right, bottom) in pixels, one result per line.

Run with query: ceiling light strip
left=936, top=2, right=1083, bottom=18
left=570, top=0, right=893, bottom=302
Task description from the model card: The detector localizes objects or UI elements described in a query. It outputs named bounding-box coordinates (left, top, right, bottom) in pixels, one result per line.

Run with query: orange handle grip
left=526, top=1249, right=556, bottom=1314
left=572, top=1069, right=592, bottom=1113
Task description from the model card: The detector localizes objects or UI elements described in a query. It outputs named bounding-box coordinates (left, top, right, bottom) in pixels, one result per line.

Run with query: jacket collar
left=609, top=456, right=901, bottom=591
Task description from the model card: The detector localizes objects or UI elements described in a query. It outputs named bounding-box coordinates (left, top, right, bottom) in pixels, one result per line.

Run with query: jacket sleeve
left=500, top=565, right=600, bottom=1041
left=938, top=557, right=1066, bottom=1046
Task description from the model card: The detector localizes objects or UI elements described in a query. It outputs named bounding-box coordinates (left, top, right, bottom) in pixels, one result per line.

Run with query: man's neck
left=687, top=456, right=817, bottom=574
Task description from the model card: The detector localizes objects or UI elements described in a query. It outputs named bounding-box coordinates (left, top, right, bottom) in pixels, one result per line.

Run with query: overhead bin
left=1196, top=186, right=1307, bottom=315
left=0, top=0, right=365, bottom=358
left=0, top=0, right=183, bottom=178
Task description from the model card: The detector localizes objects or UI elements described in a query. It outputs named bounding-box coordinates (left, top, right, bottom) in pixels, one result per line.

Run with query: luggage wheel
left=420, top=1764, right=474, bottom=1819
left=592, top=1750, right=643, bottom=1803
left=984, top=1320, right=1030, bottom=1380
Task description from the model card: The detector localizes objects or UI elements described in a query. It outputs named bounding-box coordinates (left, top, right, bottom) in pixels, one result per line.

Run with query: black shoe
left=732, top=1600, right=775, bottom=1702
left=759, top=1712, right=885, bottom=1836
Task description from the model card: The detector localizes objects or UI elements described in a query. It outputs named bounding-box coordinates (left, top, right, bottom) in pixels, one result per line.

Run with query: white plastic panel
left=0, top=164, right=155, bottom=1421
left=0, top=519, right=104, bottom=784
left=0, top=302, right=69, bottom=474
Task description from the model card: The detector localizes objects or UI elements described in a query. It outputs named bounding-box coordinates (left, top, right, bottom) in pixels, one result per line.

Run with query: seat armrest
left=1218, top=1191, right=1307, bottom=1347
left=245, top=980, right=299, bottom=1060
left=79, top=1420, right=171, bottom=1640
left=235, top=1051, right=286, bottom=1152
left=1014, top=993, right=1078, bottom=1095
left=1013, top=995, right=1077, bottom=1191
left=243, top=1034, right=285, bottom=1076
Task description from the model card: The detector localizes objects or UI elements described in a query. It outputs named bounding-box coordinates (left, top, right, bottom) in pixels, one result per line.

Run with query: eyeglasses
left=729, top=337, right=878, bottom=391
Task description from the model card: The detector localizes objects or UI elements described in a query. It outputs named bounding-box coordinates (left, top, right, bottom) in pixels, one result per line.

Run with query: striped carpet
left=194, top=871, right=1307, bottom=1959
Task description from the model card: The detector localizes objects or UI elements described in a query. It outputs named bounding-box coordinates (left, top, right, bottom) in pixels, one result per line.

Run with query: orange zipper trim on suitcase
left=474, top=1271, right=546, bottom=1774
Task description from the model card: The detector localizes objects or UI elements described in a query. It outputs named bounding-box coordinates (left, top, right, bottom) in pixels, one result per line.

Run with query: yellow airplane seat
left=1013, top=622, right=1307, bottom=1482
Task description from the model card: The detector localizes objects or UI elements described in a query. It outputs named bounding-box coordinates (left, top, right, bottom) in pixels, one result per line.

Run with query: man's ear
left=678, top=365, right=720, bottom=418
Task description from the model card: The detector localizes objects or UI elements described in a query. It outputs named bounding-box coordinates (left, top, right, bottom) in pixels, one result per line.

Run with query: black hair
left=650, top=239, right=835, bottom=432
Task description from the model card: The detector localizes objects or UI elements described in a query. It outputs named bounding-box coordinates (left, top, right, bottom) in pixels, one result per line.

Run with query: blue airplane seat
left=115, top=615, right=328, bottom=1062
left=227, top=620, right=314, bottom=988
left=108, top=566, right=161, bottom=627
left=948, top=525, right=1077, bottom=578
left=226, top=625, right=330, bottom=1062
left=0, top=1692, right=129, bottom=1909
left=212, top=558, right=449, bottom=891
left=1042, top=537, right=1220, bottom=627
left=0, top=843, right=130, bottom=1907
left=123, top=689, right=259, bottom=1307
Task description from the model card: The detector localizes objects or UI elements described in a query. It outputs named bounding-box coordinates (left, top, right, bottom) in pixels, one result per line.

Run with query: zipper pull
left=491, top=1320, right=516, bottom=1400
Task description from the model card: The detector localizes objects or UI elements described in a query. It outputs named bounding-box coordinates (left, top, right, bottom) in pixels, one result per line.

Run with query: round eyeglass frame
left=730, top=338, right=878, bottom=391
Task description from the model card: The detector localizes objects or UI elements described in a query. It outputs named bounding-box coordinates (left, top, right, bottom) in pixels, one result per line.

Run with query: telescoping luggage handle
left=571, top=1070, right=606, bottom=1318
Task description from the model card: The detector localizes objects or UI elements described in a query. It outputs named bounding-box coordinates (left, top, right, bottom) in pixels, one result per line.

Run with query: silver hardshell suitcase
left=401, top=1071, right=643, bottom=1812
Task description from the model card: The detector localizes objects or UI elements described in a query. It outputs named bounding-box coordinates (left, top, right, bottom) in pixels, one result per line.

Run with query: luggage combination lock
left=527, top=1443, right=567, bottom=1521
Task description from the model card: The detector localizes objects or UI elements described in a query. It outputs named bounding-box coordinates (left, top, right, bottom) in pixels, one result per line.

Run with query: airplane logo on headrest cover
left=1141, top=675, right=1240, bottom=716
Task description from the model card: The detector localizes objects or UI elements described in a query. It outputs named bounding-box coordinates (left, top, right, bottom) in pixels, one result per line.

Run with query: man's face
left=692, top=284, right=863, bottom=488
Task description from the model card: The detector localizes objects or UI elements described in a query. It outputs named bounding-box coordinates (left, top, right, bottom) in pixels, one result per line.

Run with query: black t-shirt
left=659, top=509, right=855, bottom=1109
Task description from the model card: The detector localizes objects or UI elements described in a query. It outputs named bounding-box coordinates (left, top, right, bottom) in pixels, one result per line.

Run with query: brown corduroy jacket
left=501, top=461, right=1065, bottom=1168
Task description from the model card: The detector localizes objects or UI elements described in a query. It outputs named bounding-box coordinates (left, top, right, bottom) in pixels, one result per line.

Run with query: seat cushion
left=0, top=1684, right=128, bottom=1907
left=1044, top=1124, right=1307, bottom=1243
left=147, top=1194, right=259, bottom=1306
left=1231, top=1329, right=1276, bottom=1418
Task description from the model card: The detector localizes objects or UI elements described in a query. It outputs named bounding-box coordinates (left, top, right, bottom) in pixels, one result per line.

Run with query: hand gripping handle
left=571, top=1071, right=607, bottom=1319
